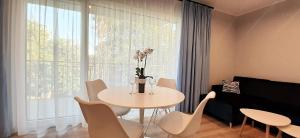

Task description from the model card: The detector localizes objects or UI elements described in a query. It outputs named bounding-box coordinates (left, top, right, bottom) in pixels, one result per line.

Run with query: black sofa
left=205, top=76, right=300, bottom=134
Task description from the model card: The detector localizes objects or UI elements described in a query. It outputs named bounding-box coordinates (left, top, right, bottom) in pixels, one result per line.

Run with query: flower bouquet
left=134, top=48, right=154, bottom=93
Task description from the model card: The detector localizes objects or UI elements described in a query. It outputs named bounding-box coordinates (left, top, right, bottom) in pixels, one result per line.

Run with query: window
left=25, top=0, right=83, bottom=132
left=88, top=1, right=181, bottom=86
left=24, top=0, right=181, bottom=134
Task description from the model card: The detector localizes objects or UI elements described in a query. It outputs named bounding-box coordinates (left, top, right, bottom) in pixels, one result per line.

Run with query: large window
left=88, top=1, right=181, bottom=86
left=26, top=1, right=82, bottom=121
left=24, top=0, right=181, bottom=135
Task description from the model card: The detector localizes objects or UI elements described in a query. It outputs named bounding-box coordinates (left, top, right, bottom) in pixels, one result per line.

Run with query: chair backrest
left=179, top=91, right=216, bottom=137
left=157, top=78, right=177, bottom=90
left=74, top=97, right=129, bottom=138
left=86, top=79, right=107, bottom=101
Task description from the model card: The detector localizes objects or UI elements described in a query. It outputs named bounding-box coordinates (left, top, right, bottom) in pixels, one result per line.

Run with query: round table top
left=278, top=125, right=300, bottom=138
left=97, top=87, right=185, bottom=109
left=240, top=108, right=291, bottom=127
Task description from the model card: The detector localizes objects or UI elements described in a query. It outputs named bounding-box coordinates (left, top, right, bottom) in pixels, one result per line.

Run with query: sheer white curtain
left=17, top=0, right=84, bottom=136
left=11, top=0, right=182, bottom=137
left=88, top=0, right=182, bottom=86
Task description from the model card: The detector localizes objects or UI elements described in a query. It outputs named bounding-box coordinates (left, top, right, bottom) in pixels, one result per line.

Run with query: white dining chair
left=86, top=79, right=130, bottom=117
left=157, top=78, right=177, bottom=113
left=74, top=97, right=143, bottom=138
left=145, top=78, right=177, bottom=134
left=158, top=91, right=216, bottom=138
left=157, top=78, right=177, bottom=90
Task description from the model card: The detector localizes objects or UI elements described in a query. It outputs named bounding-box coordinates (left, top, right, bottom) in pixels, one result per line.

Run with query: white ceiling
left=195, top=0, right=286, bottom=16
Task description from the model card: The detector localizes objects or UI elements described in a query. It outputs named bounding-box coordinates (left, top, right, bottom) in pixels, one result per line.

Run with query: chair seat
left=158, top=92, right=216, bottom=138
left=158, top=111, right=192, bottom=135
left=110, top=106, right=130, bottom=116
left=119, top=119, right=143, bottom=138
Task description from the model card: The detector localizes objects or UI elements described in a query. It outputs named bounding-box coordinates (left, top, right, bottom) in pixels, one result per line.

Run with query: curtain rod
left=178, top=0, right=214, bottom=9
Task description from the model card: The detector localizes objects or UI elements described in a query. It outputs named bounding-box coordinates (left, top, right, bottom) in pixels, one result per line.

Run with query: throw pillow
left=222, top=80, right=240, bottom=94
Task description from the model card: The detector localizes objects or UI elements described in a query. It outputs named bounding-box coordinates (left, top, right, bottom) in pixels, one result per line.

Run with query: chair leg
left=144, top=108, right=157, bottom=134
left=164, top=109, right=168, bottom=114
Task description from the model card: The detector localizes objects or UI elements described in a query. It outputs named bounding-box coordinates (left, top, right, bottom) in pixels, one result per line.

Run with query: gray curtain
left=177, top=0, right=212, bottom=113
left=0, top=0, right=13, bottom=137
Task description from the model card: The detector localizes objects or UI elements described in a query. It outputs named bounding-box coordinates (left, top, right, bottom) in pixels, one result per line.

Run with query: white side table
left=277, top=125, right=300, bottom=138
left=240, top=108, right=291, bottom=138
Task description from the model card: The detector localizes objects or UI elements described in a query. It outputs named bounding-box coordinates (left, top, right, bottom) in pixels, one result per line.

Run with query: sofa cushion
left=222, top=80, right=240, bottom=94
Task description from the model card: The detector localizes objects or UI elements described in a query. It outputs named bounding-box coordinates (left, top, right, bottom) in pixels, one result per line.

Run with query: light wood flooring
left=11, top=114, right=275, bottom=138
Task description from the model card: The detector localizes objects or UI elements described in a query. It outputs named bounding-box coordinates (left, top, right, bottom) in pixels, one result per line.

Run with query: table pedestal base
left=139, top=109, right=144, bottom=124
left=139, top=109, right=144, bottom=138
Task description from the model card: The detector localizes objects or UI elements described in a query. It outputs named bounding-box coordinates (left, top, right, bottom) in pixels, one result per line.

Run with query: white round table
left=240, top=108, right=291, bottom=138
left=97, top=86, right=185, bottom=125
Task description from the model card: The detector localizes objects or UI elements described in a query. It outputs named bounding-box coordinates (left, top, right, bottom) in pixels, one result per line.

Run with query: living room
left=1, top=0, right=300, bottom=138
left=209, top=0, right=300, bottom=137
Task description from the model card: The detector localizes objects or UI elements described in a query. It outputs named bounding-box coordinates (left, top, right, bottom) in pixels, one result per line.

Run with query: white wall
left=235, top=0, right=300, bottom=83
left=209, top=11, right=237, bottom=87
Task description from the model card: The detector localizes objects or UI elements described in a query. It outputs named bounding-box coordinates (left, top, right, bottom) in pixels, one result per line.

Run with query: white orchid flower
left=139, top=52, right=146, bottom=60
left=133, top=55, right=138, bottom=60
left=143, top=48, right=153, bottom=55
left=136, top=50, right=140, bottom=55
left=148, top=49, right=153, bottom=54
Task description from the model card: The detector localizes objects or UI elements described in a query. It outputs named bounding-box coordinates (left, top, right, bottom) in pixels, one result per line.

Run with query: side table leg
left=240, top=116, right=248, bottom=136
left=276, top=130, right=282, bottom=138
left=266, top=125, right=270, bottom=138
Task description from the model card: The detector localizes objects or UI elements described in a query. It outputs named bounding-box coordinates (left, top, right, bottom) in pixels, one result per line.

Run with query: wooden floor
left=11, top=114, right=274, bottom=138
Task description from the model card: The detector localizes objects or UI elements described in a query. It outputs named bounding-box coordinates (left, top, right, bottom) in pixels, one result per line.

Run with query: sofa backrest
left=267, top=80, right=300, bottom=107
left=233, top=76, right=300, bottom=107
left=233, top=76, right=270, bottom=97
